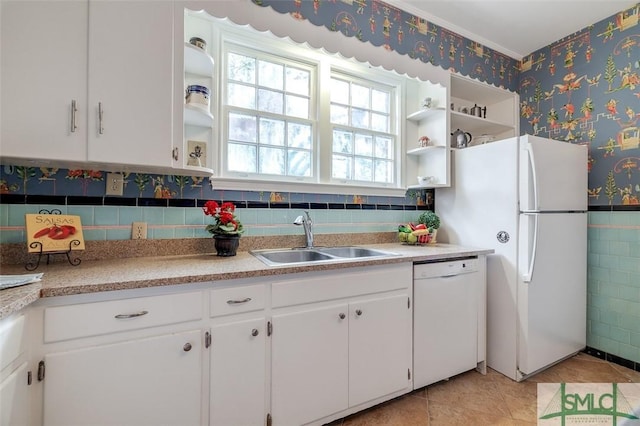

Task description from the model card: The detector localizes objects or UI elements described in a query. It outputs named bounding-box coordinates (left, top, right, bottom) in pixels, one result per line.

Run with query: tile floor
left=327, top=353, right=640, bottom=425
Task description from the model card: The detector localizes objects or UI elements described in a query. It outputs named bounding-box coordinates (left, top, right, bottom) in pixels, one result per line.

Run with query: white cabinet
left=39, top=291, right=205, bottom=426
left=449, top=73, right=518, bottom=145
left=270, top=263, right=413, bottom=425
left=209, top=284, right=267, bottom=426
left=271, top=303, right=350, bottom=426
left=0, top=313, right=30, bottom=426
left=404, top=80, right=450, bottom=188
left=86, top=0, right=174, bottom=170
left=43, top=330, right=203, bottom=426
left=0, top=0, right=88, bottom=163
left=1, top=1, right=179, bottom=173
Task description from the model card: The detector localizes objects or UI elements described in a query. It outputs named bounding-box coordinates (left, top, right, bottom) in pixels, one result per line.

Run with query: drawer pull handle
left=339, top=313, right=346, bottom=320
left=356, top=309, right=363, bottom=316
left=114, top=310, right=149, bottom=319
left=227, top=297, right=252, bottom=305
left=183, top=342, right=192, bottom=352
left=251, top=328, right=259, bottom=337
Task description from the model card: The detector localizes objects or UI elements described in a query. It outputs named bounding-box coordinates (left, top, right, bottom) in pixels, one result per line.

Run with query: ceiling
left=385, top=0, right=638, bottom=59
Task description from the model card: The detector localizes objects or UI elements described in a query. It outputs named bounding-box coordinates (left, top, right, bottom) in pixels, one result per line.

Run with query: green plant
left=418, top=210, right=440, bottom=230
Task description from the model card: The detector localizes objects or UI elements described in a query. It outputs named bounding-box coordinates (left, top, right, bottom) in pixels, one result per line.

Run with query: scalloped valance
left=182, top=0, right=519, bottom=92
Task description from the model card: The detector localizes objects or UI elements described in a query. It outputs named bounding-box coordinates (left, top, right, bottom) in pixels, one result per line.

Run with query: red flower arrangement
left=203, top=201, right=244, bottom=236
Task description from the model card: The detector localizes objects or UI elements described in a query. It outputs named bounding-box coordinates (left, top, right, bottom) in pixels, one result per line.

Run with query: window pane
left=332, top=155, right=352, bottom=179
left=258, top=60, right=283, bottom=90
left=330, top=78, right=349, bottom=104
left=371, top=113, right=389, bottom=132
left=228, top=113, right=257, bottom=143
left=258, top=89, right=284, bottom=114
left=288, top=149, right=311, bottom=177
left=372, top=89, right=389, bottom=113
left=351, top=108, right=369, bottom=129
left=354, top=157, right=373, bottom=181
left=228, top=143, right=256, bottom=173
left=288, top=122, right=311, bottom=149
left=375, top=159, right=393, bottom=183
left=286, top=67, right=310, bottom=96
left=351, top=84, right=369, bottom=109
left=285, top=95, right=309, bottom=119
left=228, top=83, right=256, bottom=109
left=354, top=134, right=372, bottom=156
left=228, top=53, right=255, bottom=84
left=259, top=146, right=285, bottom=175
left=259, top=118, right=285, bottom=146
left=375, top=137, right=393, bottom=159
left=333, top=130, right=352, bottom=154
left=330, top=105, right=349, bottom=125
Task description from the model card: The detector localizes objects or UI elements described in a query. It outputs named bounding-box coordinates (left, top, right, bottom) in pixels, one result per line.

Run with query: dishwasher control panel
left=413, top=257, right=479, bottom=279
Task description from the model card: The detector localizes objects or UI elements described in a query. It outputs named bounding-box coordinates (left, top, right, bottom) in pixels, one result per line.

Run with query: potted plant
left=418, top=210, right=440, bottom=243
left=203, top=201, right=244, bottom=256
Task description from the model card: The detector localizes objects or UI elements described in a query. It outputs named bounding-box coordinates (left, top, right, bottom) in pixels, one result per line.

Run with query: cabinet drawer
left=44, top=292, right=202, bottom=343
left=210, top=284, right=265, bottom=317
left=0, top=314, right=26, bottom=373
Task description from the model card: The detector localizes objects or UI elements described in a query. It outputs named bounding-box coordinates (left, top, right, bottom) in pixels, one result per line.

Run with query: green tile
left=106, top=228, right=131, bottom=240
left=586, top=333, right=600, bottom=348
left=118, top=207, right=143, bottom=225
left=610, top=269, right=630, bottom=285
left=83, top=229, right=106, bottom=241
left=7, top=204, right=28, bottom=226
left=619, top=257, right=640, bottom=273
left=174, top=227, right=195, bottom=238
left=589, top=239, right=609, bottom=255
left=600, top=309, right=618, bottom=325
left=186, top=207, right=205, bottom=226
left=152, top=227, right=174, bottom=239
left=599, top=282, right=619, bottom=298
left=619, top=285, right=640, bottom=302
left=599, top=254, right=619, bottom=270
left=618, top=343, right=640, bottom=364
left=598, top=336, right=620, bottom=355
left=610, top=298, right=640, bottom=316
left=0, top=204, right=8, bottom=226
left=610, top=212, right=635, bottom=226
left=591, top=321, right=611, bottom=337
left=590, top=294, right=610, bottom=309
left=630, top=332, right=640, bottom=348
left=599, top=228, right=619, bottom=241
left=619, top=315, right=640, bottom=333
left=611, top=326, right=630, bottom=344
left=67, top=206, right=95, bottom=227
left=587, top=306, right=600, bottom=321
left=164, top=207, right=186, bottom=225
left=94, top=207, right=119, bottom=226
left=588, top=266, right=609, bottom=282
left=619, top=229, right=639, bottom=243
left=142, top=207, right=164, bottom=225
left=629, top=242, right=640, bottom=257
left=609, top=241, right=630, bottom=257
left=588, top=212, right=610, bottom=226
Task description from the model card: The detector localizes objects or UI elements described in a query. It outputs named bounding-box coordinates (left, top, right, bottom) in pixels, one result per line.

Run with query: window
left=225, top=50, right=314, bottom=178
left=219, top=26, right=403, bottom=190
left=330, top=76, right=395, bottom=184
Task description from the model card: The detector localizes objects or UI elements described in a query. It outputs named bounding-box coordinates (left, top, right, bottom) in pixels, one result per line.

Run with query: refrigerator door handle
left=525, top=143, right=540, bottom=211
left=522, top=213, right=538, bottom=283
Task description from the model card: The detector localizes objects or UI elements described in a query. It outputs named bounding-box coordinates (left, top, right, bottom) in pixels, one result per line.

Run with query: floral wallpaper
left=253, top=0, right=519, bottom=92
left=519, top=4, right=640, bottom=207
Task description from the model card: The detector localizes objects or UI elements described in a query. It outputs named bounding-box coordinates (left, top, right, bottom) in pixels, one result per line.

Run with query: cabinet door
left=271, top=304, right=349, bottom=426
left=43, top=330, right=202, bottom=426
left=87, top=0, right=173, bottom=168
left=0, top=0, right=88, bottom=162
left=0, top=362, right=30, bottom=426
left=210, top=318, right=266, bottom=426
left=348, top=295, right=411, bottom=407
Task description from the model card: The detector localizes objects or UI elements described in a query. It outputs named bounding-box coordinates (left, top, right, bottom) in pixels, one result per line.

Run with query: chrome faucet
left=293, top=211, right=314, bottom=248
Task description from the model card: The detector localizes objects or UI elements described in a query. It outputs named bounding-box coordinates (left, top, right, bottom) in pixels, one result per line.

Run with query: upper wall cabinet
left=449, top=74, right=518, bottom=145
left=1, top=1, right=89, bottom=164
left=1, top=1, right=202, bottom=175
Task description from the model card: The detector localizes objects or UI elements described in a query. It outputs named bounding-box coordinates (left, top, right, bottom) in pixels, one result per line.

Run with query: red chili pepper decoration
left=49, top=226, right=71, bottom=240
left=33, top=227, right=51, bottom=238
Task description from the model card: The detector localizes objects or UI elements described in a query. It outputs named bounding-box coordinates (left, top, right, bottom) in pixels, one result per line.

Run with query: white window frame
left=211, top=20, right=407, bottom=197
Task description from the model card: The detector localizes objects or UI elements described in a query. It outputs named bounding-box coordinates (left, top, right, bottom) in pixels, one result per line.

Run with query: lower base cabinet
left=0, top=362, right=29, bottom=426
left=43, top=330, right=203, bottom=426
left=210, top=317, right=266, bottom=426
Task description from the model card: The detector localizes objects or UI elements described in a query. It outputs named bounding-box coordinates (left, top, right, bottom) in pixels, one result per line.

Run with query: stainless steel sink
left=250, top=246, right=399, bottom=266
left=316, top=247, right=391, bottom=258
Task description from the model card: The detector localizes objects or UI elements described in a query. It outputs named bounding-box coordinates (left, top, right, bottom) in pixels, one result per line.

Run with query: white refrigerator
left=436, top=134, right=588, bottom=381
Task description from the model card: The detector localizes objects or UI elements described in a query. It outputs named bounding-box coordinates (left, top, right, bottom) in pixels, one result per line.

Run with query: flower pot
left=213, top=235, right=240, bottom=257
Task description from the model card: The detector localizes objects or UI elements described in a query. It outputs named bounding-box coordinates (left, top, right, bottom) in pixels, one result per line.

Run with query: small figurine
left=422, top=97, right=432, bottom=109
left=418, top=136, right=430, bottom=147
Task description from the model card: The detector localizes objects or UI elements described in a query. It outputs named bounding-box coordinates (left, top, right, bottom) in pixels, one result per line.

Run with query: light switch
left=105, top=173, right=123, bottom=196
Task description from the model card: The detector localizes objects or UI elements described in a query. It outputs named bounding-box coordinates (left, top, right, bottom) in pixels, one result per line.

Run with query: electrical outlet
left=132, top=222, right=147, bottom=240
left=105, top=173, right=124, bottom=196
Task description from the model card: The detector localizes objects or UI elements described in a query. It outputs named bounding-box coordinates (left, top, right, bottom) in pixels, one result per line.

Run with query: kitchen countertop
left=0, top=243, right=492, bottom=320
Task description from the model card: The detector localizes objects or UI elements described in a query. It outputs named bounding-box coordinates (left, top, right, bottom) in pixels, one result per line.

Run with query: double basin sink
left=250, top=246, right=400, bottom=266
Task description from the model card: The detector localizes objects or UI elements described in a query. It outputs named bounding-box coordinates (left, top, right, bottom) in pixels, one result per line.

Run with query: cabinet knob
left=356, top=309, right=363, bottom=316
left=183, top=342, right=192, bottom=352
left=339, top=313, right=346, bottom=320
left=251, top=328, right=259, bottom=337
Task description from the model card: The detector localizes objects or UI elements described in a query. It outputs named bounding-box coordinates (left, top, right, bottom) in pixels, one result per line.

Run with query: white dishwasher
left=413, top=257, right=481, bottom=389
